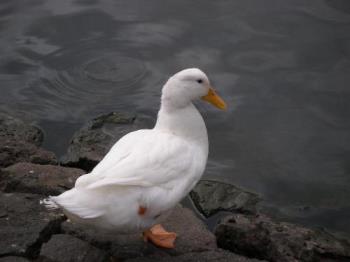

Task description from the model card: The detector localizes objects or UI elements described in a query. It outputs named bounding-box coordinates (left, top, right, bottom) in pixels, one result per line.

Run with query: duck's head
left=161, top=68, right=227, bottom=110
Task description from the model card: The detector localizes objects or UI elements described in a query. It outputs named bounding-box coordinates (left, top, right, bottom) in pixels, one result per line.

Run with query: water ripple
left=83, top=55, right=146, bottom=84
left=18, top=47, right=149, bottom=121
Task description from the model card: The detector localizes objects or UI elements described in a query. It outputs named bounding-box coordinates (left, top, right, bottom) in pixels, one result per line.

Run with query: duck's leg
left=143, top=224, right=177, bottom=249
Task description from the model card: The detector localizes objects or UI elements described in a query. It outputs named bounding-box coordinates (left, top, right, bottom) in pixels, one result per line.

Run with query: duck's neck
left=154, top=102, right=208, bottom=146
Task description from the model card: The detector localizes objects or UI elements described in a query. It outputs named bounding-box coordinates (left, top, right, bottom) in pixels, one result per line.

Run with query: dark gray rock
left=0, top=257, right=30, bottom=262
left=0, top=163, right=84, bottom=196
left=162, top=205, right=218, bottom=254
left=39, top=234, right=109, bottom=262
left=0, top=113, right=57, bottom=168
left=0, top=141, right=57, bottom=168
left=215, top=213, right=350, bottom=262
left=124, top=250, right=264, bottom=262
left=61, top=112, right=152, bottom=171
left=0, top=113, right=43, bottom=146
left=0, top=193, right=64, bottom=258
left=190, top=180, right=260, bottom=218
left=62, top=205, right=217, bottom=260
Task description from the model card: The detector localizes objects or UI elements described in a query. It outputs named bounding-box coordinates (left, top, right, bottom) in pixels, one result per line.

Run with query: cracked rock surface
left=0, top=193, right=64, bottom=258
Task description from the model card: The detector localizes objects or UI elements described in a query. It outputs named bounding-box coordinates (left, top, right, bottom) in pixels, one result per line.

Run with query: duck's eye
left=197, top=79, right=203, bottom=84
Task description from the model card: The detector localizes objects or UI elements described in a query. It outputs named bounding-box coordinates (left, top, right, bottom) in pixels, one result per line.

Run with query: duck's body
left=44, top=68, right=226, bottom=248
left=51, top=104, right=208, bottom=232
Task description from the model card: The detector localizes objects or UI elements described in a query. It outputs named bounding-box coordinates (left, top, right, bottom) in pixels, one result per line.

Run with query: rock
left=0, top=141, right=57, bottom=168
left=190, top=180, right=260, bottom=217
left=215, top=213, right=350, bottom=262
left=61, top=112, right=153, bottom=171
left=0, top=113, right=43, bottom=146
left=161, top=205, right=218, bottom=254
left=39, top=234, right=109, bottom=262
left=124, top=250, right=264, bottom=262
left=0, top=163, right=84, bottom=196
left=62, top=205, right=217, bottom=260
left=0, top=193, right=64, bottom=258
left=0, top=113, right=57, bottom=168
left=0, top=257, right=30, bottom=262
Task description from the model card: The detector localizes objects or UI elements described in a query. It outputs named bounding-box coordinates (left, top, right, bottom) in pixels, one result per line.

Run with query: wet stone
left=0, top=141, right=57, bottom=168
left=215, top=213, right=350, bottom=262
left=124, top=250, right=265, bottom=262
left=0, top=162, right=84, bottom=196
left=0, top=113, right=57, bottom=168
left=62, top=205, right=217, bottom=260
left=61, top=112, right=153, bottom=171
left=0, top=257, right=30, bottom=262
left=39, top=234, right=109, bottom=262
left=190, top=180, right=260, bottom=218
left=0, top=113, right=43, bottom=146
left=0, top=193, right=64, bottom=258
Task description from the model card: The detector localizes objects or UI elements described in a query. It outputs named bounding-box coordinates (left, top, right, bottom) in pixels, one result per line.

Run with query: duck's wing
left=75, top=129, right=197, bottom=190
left=74, top=129, right=146, bottom=188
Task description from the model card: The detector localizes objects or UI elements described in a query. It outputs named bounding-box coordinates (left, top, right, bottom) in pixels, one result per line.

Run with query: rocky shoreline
left=0, top=112, right=349, bottom=262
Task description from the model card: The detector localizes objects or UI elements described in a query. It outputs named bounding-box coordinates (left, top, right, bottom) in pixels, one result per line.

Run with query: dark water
left=1, top=0, right=350, bottom=238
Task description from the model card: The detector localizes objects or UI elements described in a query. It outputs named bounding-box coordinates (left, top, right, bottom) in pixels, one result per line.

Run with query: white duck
left=44, top=68, right=226, bottom=248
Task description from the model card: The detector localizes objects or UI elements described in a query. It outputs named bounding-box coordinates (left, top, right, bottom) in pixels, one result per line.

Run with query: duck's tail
left=40, top=196, right=59, bottom=210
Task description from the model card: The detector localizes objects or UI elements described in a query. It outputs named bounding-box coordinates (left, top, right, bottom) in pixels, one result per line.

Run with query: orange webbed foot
left=143, top=224, right=177, bottom=249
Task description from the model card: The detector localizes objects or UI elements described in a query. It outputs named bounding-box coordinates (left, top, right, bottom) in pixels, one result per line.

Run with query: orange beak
left=201, top=87, right=227, bottom=110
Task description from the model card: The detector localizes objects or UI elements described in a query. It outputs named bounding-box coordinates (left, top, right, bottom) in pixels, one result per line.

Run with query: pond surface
left=1, top=0, right=350, bottom=238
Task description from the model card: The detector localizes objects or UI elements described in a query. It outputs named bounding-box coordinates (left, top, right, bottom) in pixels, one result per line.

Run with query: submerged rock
left=39, top=234, right=109, bottom=262
left=0, top=193, right=64, bottom=258
left=0, top=113, right=57, bottom=168
left=61, top=112, right=152, bottom=171
left=215, top=213, right=350, bottom=262
left=190, top=180, right=260, bottom=217
left=0, top=162, right=84, bottom=196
